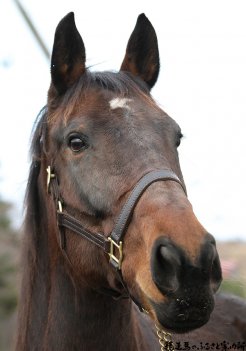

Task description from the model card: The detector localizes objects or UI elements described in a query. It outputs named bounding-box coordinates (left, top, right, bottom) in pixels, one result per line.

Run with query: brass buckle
left=46, top=166, right=55, bottom=192
left=108, top=237, right=123, bottom=270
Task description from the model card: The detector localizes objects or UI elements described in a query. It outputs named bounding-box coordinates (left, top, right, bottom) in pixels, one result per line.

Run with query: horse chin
left=156, top=315, right=211, bottom=334
left=150, top=295, right=215, bottom=334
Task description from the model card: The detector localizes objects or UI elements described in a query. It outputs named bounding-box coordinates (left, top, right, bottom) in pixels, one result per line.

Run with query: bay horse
left=16, top=13, right=246, bottom=350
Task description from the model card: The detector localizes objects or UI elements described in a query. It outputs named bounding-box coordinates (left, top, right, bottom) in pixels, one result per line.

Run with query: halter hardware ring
left=108, top=237, right=123, bottom=270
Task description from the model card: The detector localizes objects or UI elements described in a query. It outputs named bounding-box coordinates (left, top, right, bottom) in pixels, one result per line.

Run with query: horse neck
left=42, top=257, right=141, bottom=350
left=17, top=238, right=147, bottom=351
left=16, top=182, right=151, bottom=351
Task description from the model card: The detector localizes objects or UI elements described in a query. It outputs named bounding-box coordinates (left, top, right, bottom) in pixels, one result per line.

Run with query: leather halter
left=47, top=167, right=186, bottom=310
left=47, top=167, right=186, bottom=270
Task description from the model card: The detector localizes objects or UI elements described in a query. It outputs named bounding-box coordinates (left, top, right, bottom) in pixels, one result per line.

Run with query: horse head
left=38, top=12, right=222, bottom=334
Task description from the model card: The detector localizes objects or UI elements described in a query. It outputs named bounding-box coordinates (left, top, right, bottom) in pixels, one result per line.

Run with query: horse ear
left=120, top=14, right=160, bottom=89
left=51, top=12, right=86, bottom=95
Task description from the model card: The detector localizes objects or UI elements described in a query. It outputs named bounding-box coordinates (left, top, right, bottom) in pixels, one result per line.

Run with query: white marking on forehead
left=109, top=97, right=132, bottom=110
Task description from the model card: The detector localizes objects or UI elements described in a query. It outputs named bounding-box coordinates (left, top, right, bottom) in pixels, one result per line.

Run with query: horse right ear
left=50, top=12, right=86, bottom=95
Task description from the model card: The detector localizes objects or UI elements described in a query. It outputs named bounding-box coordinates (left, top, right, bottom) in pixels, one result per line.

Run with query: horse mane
left=24, top=106, right=48, bottom=251
left=66, top=70, right=150, bottom=98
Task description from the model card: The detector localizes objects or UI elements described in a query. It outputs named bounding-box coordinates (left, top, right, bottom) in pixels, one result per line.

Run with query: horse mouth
left=156, top=314, right=211, bottom=334
left=151, top=297, right=214, bottom=334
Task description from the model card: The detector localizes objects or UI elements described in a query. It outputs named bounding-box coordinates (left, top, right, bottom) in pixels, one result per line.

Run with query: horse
left=16, top=12, right=246, bottom=350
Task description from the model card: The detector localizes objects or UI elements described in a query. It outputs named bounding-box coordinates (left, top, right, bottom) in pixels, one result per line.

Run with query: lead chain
left=155, top=324, right=174, bottom=351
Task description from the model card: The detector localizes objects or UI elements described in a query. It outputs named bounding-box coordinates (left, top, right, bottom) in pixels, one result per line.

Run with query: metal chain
left=155, top=324, right=174, bottom=351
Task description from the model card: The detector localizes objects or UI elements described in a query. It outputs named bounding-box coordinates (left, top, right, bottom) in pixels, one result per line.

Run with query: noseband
left=47, top=167, right=186, bottom=310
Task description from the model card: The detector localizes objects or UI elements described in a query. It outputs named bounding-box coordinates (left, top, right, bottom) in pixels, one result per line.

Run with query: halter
left=47, top=166, right=186, bottom=312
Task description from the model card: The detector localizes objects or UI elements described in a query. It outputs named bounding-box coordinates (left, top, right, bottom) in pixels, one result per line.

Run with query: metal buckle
left=46, top=166, right=55, bottom=192
left=108, top=237, right=123, bottom=270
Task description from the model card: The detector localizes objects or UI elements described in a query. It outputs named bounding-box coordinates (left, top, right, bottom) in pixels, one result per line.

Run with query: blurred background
left=0, top=0, right=246, bottom=349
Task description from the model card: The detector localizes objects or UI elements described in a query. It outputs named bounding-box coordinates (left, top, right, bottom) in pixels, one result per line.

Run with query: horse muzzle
left=151, top=291, right=215, bottom=333
left=149, top=235, right=222, bottom=333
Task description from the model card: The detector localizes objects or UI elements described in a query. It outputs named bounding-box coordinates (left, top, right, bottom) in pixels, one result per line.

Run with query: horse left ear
left=51, top=12, right=86, bottom=95
left=120, top=14, right=160, bottom=89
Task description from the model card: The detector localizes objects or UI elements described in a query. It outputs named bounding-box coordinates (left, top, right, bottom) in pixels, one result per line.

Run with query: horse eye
left=68, top=134, right=88, bottom=152
left=176, top=132, right=183, bottom=147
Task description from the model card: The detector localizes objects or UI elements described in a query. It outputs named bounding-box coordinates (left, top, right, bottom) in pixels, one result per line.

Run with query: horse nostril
left=151, top=239, right=181, bottom=295
left=201, top=235, right=222, bottom=292
left=211, top=252, right=222, bottom=292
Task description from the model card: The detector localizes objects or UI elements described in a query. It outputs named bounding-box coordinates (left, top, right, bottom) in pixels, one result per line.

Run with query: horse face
left=46, top=13, right=222, bottom=333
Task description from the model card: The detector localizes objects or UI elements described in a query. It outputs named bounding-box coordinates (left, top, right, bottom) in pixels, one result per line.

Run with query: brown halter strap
left=47, top=167, right=186, bottom=270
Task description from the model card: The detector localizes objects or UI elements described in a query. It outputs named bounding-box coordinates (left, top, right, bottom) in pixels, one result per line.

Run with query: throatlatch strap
left=110, top=169, right=186, bottom=244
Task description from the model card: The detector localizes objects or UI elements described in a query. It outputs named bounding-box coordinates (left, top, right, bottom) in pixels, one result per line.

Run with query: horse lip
left=150, top=297, right=214, bottom=334
left=157, top=314, right=210, bottom=334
